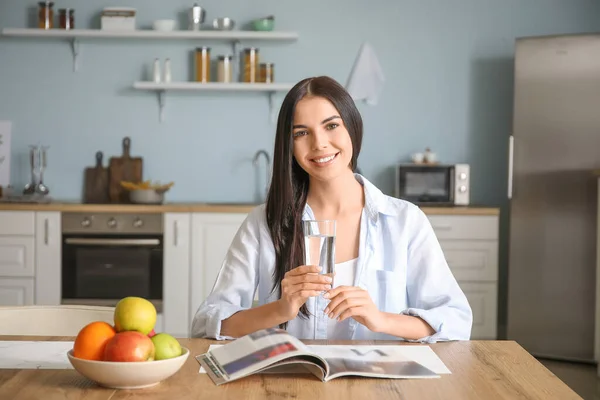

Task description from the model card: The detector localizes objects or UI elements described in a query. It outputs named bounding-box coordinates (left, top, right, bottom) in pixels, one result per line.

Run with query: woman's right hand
left=278, top=265, right=332, bottom=320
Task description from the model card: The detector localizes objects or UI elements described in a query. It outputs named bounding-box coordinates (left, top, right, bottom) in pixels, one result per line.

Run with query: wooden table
left=0, top=336, right=582, bottom=400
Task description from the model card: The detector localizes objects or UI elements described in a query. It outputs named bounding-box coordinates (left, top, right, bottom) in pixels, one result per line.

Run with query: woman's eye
left=293, top=130, right=307, bottom=137
left=326, top=123, right=339, bottom=130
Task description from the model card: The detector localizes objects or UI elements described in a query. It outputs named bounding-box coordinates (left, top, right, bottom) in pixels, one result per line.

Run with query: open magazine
left=196, top=327, right=444, bottom=385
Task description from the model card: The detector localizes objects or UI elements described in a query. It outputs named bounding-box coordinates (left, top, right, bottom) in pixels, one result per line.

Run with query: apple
left=148, top=329, right=156, bottom=338
left=104, top=331, right=155, bottom=362
left=151, top=333, right=182, bottom=360
left=114, top=296, right=157, bottom=335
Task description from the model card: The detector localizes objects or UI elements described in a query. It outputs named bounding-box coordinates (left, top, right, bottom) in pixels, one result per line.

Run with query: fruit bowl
left=67, top=347, right=189, bottom=389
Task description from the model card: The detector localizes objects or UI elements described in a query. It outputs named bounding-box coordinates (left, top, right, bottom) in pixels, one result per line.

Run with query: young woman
left=191, top=76, right=472, bottom=342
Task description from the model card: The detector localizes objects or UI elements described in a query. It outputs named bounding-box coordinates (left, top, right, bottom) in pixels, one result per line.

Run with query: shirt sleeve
left=190, top=206, right=263, bottom=340
left=400, top=207, right=473, bottom=342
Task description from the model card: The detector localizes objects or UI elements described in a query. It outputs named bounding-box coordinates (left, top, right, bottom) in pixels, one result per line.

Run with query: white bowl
left=67, top=347, right=189, bottom=389
left=153, top=19, right=176, bottom=31
left=129, top=189, right=165, bottom=204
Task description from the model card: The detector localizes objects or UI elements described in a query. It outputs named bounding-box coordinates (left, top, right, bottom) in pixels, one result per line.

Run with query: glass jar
left=38, top=1, right=54, bottom=30
left=259, top=63, right=274, bottom=83
left=243, top=47, right=259, bottom=83
left=195, top=47, right=211, bottom=83
left=59, top=9, right=74, bottom=30
left=217, top=55, right=233, bottom=83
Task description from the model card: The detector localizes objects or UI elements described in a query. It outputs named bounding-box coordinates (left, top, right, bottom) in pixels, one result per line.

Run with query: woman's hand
left=278, top=265, right=333, bottom=320
left=323, top=286, right=386, bottom=332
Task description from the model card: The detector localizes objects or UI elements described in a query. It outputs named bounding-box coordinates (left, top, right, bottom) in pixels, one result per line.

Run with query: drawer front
left=439, top=240, right=498, bottom=281
left=427, top=215, right=498, bottom=240
left=0, top=278, right=34, bottom=306
left=0, top=237, right=35, bottom=277
left=0, top=211, right=35, bottom=236
left=460, top=282, right=498, bottom=340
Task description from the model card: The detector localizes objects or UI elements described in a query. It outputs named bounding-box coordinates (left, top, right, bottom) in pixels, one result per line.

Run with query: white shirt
left=191, top=174, right=472, bottom=342
left=327, top=258, right=358, bottom=339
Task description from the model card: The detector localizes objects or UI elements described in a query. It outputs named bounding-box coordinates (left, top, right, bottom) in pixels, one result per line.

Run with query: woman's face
left=291, top=96, right=353, bottom=182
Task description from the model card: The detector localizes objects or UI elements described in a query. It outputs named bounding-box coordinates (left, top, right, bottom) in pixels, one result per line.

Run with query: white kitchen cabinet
left=426, top=213, right=500, bottom=340
left=0, top=237, right=35, bottom=277
left=163, top=213, right=191, bottom=337
left=35, top=212, right=61, bottom=305
left=0, top=278, right=34, bottom=306
left=190, top=212, right=248, bottom=324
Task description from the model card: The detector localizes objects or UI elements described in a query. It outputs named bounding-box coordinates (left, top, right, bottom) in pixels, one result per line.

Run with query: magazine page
left=196, top=328, right=326, bottom=385
left=308, top=345, right=441, bottom=381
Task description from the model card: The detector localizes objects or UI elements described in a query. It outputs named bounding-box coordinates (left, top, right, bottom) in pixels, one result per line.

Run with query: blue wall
left=1, top=0, right=599, bottom=203
left=1, top=0, right=599, bottom=338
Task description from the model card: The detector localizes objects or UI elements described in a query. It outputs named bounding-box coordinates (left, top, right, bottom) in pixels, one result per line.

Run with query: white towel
left=345, top=42, right=385, bottom=106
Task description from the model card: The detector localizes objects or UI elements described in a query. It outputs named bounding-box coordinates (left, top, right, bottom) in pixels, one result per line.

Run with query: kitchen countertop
left=0, top=202, right=500, bottom=215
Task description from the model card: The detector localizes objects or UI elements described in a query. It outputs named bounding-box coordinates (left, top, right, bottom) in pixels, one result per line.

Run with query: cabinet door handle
left=174, top=220, right=179, bottom=247
left=44, top=218, right=49, bottom=245
left=508, top=135, right=514, bottom=199
left=432, top=225, right=452, bottom=231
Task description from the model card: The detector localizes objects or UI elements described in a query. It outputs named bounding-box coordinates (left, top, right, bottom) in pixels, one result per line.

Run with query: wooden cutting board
left=84, top=151, right=109, bottom=204
left=108, top=137, right=143, bottom=203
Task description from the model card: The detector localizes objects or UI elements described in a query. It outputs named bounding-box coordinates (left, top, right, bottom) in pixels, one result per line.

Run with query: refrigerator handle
left=508, top=135, right=514, bottom=199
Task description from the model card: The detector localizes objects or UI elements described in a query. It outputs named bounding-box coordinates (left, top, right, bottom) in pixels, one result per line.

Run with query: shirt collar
left=302, top=174, right=399, bottom=223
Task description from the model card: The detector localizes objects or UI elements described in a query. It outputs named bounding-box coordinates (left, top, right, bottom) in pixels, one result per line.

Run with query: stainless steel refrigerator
left=507, top=33, right=600, bottom=363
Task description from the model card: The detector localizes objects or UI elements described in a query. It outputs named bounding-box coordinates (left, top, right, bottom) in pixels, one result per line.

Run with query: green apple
left=151, top=333, right=182, bottom=360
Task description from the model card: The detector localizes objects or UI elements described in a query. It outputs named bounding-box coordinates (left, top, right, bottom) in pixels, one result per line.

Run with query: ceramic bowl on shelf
left=153, top=19, right=176, bottom=31
left=252, top=16, right=274, bottom=31
left=67, top=347, right=190, bottom=389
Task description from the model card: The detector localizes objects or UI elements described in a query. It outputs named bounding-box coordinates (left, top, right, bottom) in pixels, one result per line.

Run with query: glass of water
left=303, top=219, right=336, bottom=283
left=303, top=220, right=336, bottom=339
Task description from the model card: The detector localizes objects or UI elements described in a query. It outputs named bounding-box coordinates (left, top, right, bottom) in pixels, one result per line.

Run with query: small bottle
left=163, top=58, right=171, bottom=83
left=153, top=58, right=161, bottom=83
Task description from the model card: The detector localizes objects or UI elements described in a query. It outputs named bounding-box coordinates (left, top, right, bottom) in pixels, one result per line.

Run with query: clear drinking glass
left=303, top=220, right=336, bottom=282
left=303, top=220, right=336, bottom=339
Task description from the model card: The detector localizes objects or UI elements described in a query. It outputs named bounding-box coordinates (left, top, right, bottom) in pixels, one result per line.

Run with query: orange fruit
left=73, top=321, right=116, bottom=361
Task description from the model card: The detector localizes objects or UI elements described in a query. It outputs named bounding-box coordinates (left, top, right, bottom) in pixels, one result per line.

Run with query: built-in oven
left=61, top=213, right=163, bottom=312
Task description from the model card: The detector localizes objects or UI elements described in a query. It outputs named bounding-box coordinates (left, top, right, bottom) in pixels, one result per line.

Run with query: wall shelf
left=1, top=28, right=298, bottom=40
left=1, top=28, right=298, bottom=72
left=133, top=82, right=294, bottom=123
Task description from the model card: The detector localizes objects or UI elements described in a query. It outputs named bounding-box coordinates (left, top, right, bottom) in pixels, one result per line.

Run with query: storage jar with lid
left=38, top=1, right=54, bottom=29
left=217, top=55, right=233, bottom=83
left=195, top=47, right=211, bottom=83
left=59, top=8, right=75, bottom=29
left=242, top=47, right=259, bottom=83
left=259, top=63, right=274, bottom=83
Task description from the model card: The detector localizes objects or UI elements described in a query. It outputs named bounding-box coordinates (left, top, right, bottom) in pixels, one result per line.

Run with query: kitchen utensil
left=252, top=15, right=274, bottom=31
left=108, top=137, right=143, bottom=203
left=188, top=3, right=205, bottom=30
left=23, top=145, right=38, bottom=195
left=84, top=151, right=109, bottom=203
left=212, top=17, right=234, bottom=30
left=35, top=146, right=50, bottom=195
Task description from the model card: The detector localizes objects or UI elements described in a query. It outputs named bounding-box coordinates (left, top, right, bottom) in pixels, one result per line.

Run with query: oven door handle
left=64, top=238, right=161, bottom=246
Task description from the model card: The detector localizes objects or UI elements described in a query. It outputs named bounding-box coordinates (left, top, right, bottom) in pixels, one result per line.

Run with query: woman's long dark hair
left=265, top=76, right=363, bottom=326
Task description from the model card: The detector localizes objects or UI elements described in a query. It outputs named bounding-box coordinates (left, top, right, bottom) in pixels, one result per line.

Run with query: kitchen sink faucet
left=253, top=149, right=271, bottom=203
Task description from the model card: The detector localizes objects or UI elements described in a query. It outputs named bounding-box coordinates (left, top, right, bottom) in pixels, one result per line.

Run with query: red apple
left=148, top=329, right=156, bottom=338
left=103, top=331, right=155, bottom=362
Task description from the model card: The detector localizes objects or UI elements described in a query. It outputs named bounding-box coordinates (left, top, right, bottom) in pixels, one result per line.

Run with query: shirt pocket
left=363, top=269, right=406, bottom=314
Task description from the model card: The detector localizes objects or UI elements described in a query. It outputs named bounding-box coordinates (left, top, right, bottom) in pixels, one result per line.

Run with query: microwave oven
left=394, top=164, right=470, bottom=206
